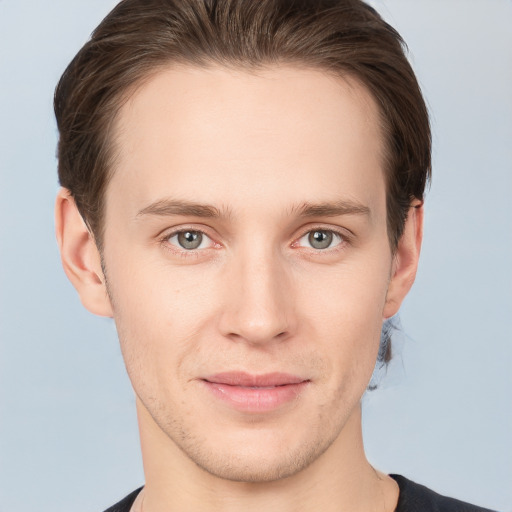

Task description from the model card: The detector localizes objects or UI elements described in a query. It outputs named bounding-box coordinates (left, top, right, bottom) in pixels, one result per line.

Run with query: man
left=53, top=1, right=496, bottom=511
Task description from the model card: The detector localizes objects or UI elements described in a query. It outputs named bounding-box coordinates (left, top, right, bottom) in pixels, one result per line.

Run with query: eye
left=167, top=230, right=212, bottom=250
left=297, top=229, right=344, bottom=250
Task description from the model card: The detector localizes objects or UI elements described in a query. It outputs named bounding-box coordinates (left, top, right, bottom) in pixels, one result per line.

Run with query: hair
left=55, top=0, right=431, bottom=252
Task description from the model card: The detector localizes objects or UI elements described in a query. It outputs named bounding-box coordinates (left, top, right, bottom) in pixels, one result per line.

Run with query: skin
left=56, top=65, right=422, bottom=512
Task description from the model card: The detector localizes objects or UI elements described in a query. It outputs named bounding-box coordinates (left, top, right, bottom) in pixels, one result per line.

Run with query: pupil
left=178, top=231, right=202, bottom=249
left=309, top=230, right=332, bottom=249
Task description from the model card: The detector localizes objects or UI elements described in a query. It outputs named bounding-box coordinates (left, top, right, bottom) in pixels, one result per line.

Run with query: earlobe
left=383, top=202, right=423, bottom=319
left=55, top=188, right=113, bottom=317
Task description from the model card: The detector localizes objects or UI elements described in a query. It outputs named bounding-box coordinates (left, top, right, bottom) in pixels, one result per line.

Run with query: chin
left=190, top=444, right=322, bottom=483
left=171, top=423, right=341, bottom=484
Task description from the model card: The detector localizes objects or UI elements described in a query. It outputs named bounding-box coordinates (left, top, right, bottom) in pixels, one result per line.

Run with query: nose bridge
left=219, top=242, right=294, bottom=344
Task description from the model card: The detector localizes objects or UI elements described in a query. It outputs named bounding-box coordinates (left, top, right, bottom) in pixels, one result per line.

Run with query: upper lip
left=203, top=372, right=308, bottom=387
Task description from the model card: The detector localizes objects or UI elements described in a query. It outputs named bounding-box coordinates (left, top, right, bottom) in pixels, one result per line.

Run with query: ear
left=55, top=188, right=113, bottom=317
left=383, top=202, right=423, bottom=319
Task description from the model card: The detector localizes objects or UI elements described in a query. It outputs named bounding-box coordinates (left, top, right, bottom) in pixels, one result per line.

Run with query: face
left=100, top=65, right=399, bottom=482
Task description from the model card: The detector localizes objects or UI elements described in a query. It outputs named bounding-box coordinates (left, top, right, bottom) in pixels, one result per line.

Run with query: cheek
left=301, top=258, right=390, bottom=380
left=301, top=255, right=390, bottom=331
left=104, top=250, right=220, bottom=384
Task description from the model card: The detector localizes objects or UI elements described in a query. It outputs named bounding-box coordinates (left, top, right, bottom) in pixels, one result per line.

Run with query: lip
left=200, top=372, right=310, bottom=413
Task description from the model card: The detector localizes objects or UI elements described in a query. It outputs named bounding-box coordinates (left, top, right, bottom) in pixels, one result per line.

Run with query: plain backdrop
left=1, top=1, right=511, bottom=511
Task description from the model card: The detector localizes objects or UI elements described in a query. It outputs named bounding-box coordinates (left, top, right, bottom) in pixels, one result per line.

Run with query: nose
left=218, top=247, right=296, bottom=345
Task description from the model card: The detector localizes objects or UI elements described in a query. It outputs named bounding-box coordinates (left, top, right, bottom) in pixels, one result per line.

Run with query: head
left=55, top=0, right=430, bottom=484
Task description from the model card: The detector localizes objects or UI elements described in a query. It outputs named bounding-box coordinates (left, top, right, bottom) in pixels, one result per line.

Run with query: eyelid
left=168, top=231, right=214, bottom=250
left=292, top=225, right=351, bottom=250
left=159, top=225, right=220, bottom=255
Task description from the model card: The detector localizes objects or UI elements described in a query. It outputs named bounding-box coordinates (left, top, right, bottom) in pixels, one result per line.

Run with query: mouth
left=200, top=372, right=310, bottom=413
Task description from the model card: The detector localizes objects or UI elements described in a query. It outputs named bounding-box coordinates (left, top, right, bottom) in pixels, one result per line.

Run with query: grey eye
left=308, top=230, right=334, bottom=249
left=177, top=231, right=203, bottom=250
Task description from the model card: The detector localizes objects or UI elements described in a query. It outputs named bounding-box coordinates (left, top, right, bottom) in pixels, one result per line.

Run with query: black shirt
left=103, top=475, right=498, bottom=511
left=390, top=475, right=497, bottom=512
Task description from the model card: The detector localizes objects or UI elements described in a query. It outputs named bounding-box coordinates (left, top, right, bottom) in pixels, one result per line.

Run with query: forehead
left=108, top=64, right=386, bottom=219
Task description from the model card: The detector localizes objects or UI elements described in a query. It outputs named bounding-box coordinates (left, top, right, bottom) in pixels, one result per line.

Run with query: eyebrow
left=136, top=197, right=371, bottom=220
left=292, top=200, right=371, bottom=219
left=136, top=198, right=229, bottom=219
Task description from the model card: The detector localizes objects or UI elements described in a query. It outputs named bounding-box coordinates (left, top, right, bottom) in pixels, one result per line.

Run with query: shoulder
left=102, top=487, right=143, bottom=512
left=390, top=475, right=498, bottom=512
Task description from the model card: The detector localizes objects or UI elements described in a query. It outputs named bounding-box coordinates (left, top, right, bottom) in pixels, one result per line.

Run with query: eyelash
left=159, top=227, right=216, bottom=259
left=159, top=226, right=350, bottom=259
left=293, top=226, right=349, bottom=253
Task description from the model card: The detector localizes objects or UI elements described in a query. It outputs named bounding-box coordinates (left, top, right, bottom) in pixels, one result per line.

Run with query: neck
left=136, top=400, right=398, bottom=512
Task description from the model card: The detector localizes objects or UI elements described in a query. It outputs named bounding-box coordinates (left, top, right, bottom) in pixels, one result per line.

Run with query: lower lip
left=202, top=380, right=309, bottom=413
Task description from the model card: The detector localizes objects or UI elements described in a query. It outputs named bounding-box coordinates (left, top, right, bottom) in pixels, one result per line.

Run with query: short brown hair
left=55, top=0, right=431, bottom=250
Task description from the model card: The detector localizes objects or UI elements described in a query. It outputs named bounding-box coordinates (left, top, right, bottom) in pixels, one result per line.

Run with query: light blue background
left=1, top=1, right=511, bottom=511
